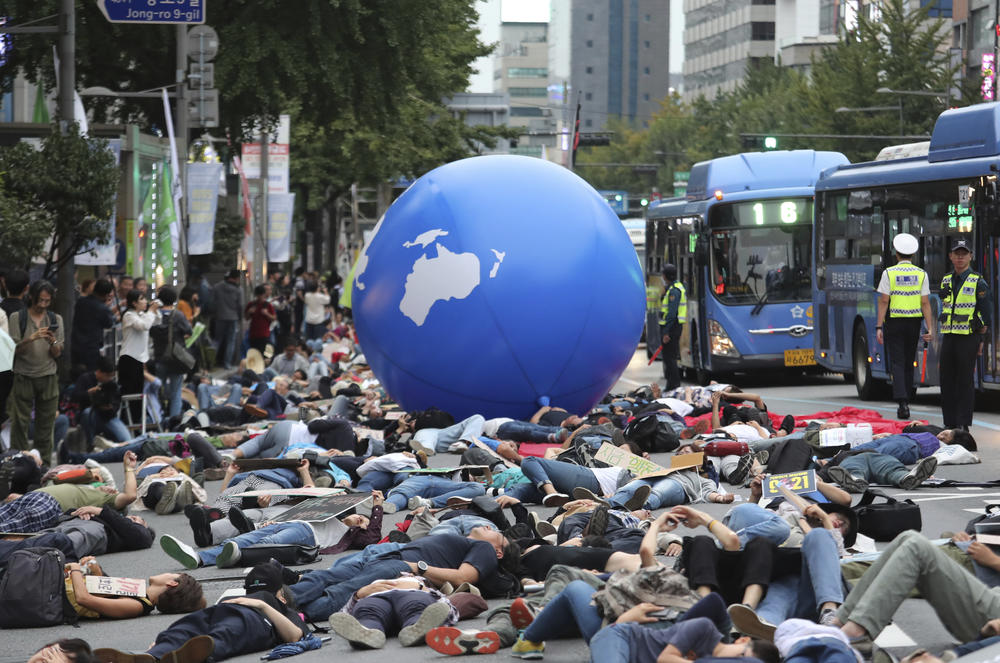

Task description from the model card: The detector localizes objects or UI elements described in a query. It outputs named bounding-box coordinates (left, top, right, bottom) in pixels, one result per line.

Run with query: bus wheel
left=853, top=330, right=880, bottom=400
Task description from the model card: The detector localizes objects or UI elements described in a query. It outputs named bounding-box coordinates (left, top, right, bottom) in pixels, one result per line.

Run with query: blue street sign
left=97, top=0, right=206, bottom=25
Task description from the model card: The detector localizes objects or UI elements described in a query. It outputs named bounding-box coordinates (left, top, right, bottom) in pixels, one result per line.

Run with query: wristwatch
left=416, top=560, right=429, bottom=575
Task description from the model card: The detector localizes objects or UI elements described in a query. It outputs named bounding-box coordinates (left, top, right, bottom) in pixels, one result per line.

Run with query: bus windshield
left=709, top=198, right=813, bottom=305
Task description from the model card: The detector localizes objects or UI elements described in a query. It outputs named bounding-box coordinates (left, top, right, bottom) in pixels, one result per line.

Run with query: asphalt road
left=5, top=349, right=999, bottom=663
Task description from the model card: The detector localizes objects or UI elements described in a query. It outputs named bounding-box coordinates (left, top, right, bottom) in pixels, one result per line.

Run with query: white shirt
left=592, top=466, right=629, bottom=496
left=303, top=292, right=330, bottom=324
left=721, top=423, right=766, bottom=443
left=120, top=309, right=161, bottom=363
left=0, top=308, right=7, bottom=334
left=877, top=260, right=931, bottom=296
left=654, top=397, right=693, bottom=417
left=774, top=619, right=862, bottom=662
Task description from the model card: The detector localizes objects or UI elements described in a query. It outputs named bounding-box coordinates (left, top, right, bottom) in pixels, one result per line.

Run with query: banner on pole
left=267, top=193, right=295, bottom=263
left=186, top=162, right=223, bottom=255
left=76, top=139, right=122, bottom=265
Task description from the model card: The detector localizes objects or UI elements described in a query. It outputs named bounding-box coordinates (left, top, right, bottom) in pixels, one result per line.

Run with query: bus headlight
left=708, top=320, right=740, bottom=357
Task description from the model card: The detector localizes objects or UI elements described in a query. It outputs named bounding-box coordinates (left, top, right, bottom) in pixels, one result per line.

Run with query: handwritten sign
left=761, top=470, right=817, bottom=499
left=593, top=443, right=703, bottom=478
left=354, top=427, right=384, bottom=441
left=85, top=576, right=146, bottom=598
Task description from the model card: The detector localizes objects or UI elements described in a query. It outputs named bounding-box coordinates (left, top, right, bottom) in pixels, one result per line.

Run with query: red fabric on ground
left=684, top=406, right=923, bottom=435
left=517, top=442, right=561, bottom=458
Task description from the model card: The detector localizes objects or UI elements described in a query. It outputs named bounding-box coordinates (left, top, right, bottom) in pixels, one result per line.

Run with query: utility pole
left=258, top=126, right=269, bottom=283
left=55, top=0, right=75, bottom=376
left=175, top=25, right=189, bottom=270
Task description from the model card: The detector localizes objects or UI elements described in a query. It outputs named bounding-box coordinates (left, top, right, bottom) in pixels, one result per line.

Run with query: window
left=585, top=119, right=593, bottom=127
left=644, top=40, right=650, bottom=48
left=507, top=87, right=548, bottom=97
left=645, top=14, right=651, bottom=21
left=751, top=0, right=776, bottom=4
left=587, top=13, right=593, bottom=20
left=920, top=0, right=951, bottom=18
left=643, top=66, right=650, bottom=74
left=972, top=7, right=992, bottom=49
left=585, top=92, right=593, bottom=101
left=751, top=22, right=775, bottom=41
left=509, top=107, right=544, bottom=117
left=507, top=67, right=548, bottom=78
left=587, top=40, right=593, bottom=47
left=643, top=93, right=650, bottom=101
left=586, top=66, right=593, bottom=74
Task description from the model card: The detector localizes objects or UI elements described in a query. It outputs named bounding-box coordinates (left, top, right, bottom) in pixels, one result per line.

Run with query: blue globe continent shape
left=352, top=154, right=647, bottom=421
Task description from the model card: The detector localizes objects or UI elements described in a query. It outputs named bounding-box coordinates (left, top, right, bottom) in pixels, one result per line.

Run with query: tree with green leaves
left=0, top=128, right=119, bottom=277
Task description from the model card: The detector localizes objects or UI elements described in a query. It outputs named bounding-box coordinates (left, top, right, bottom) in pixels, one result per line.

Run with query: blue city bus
left=813, top=102, right=1000, bottom=398
left=644, top=150, right=849, bottom=381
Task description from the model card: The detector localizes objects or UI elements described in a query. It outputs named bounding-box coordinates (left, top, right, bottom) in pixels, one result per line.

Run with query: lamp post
left=835, top=103, right=904, bottom=137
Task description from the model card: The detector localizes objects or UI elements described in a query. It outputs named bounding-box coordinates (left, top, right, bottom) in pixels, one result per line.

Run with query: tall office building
left=549, top=0, right=671, bottom=132
left=682, top=0, right=775, bottom=102
left=495, top=21, right=552, bottom=135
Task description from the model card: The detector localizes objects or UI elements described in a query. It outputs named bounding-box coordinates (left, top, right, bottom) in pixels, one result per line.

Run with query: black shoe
left=227, top=506, right=255, bottom=534
left=56, top=439, right=70, bottom=466
left=780, top=414, right=795, bottom=434
left=897, top=403, right=910, bottom=420
left=388, top=529, right=411, bottom=543
left=184, top=505, right=213, bottom=548
left=582, top=504, right=609, bottom=538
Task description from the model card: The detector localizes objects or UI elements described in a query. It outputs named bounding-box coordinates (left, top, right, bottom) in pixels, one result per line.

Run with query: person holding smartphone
left=8, top=279, right=63, bottom=465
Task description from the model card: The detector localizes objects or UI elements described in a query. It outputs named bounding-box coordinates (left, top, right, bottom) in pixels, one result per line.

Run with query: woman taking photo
left=118, top=289, right=159, bottom=422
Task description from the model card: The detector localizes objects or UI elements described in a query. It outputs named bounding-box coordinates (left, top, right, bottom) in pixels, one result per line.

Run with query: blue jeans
left=305, top=322, right=327, bottom=341
left=79, top=408, right=130, bottom=445
left=357, top=469, right=395, bottom=494
left=330, top=542, right=405, bottom=569
left=524, top=580, right=604, bottom=643
left=838, top=452, right=907, bottom=486
left=520, top=457, right=601, bottom=497
left=428, top=515, right=497, bottom=537
left=784, top=635, right=859, bottom=663
left=68, top=438, right=145, bottom=464
left=199, top=521, right=314, bottom=566
left=496, top=421, right=562, bottom=444
left=588, top=622, right=636, bottom=663
left=757, top=528, right=844, bottom=624
left=413, top=415, right=485, bottom=453
left=216, top=319, right=240, bottom=368
left=724, top=503, right=792, bottom=548
left=385, top=475, right=485, bottom=510
left=850, top=436, right=919, bottom=465
left=197, top=382, right=242, bottom=410
left=237, top=421, right=293, bottom=458
left=609, top=476, right=687, bottom=510
left=290, top=555, right=411, bottom=621
left=156, top=362, right=185, bottom=418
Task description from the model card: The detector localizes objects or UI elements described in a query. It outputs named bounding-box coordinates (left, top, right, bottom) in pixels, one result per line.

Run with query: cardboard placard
left=975, top=522, right=1000, bottom=546
left=593, top=442, right=703, bottom=478
left=397, top=464, right=493, bottom=484
left=819, top=424, right=873, bottom=447
left=384, top=411, right=406, bottom=420
left=761, top=469, right=818, bottom=499
left=273, top=492, right=372, bottom=524
left=85, top=576, right=147, bottom=597
left=231, top=486, right=344, bottom=498
left=354, top=427, right=384, bottom=441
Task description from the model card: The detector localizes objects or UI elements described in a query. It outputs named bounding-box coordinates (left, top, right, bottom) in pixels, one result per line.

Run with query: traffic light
left=764, top=136, right=778, bottom=150
left=740, top=135, right=779, bottom=150
left=577, top=133, right=612, bottom=146
left=640, top=198, right=649, bottom=207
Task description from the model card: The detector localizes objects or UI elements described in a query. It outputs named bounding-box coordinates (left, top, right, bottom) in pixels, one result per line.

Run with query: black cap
left=819, top=502, right=859, bottom=548
left=950, top=240, right=971, bottom=253
left=244, top=559, right=299, bottom=595
left=226, top=269, right=242, bottom=280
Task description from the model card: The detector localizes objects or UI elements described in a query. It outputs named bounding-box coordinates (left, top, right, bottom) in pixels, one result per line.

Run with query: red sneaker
left=509, top=597, right=537, bottom=629
left=425, top=626, right=500, bottom=655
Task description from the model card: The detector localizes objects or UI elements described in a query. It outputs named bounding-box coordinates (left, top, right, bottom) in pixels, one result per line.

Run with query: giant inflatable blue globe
left=352, top=155, right=646, bottom=421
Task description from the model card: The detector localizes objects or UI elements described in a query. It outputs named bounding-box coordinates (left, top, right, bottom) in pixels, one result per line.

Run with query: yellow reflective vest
left=660, top=282, right=687, bottom=326
left=885, top=263, right=926, bottom=318
left=940, top=272, right=982, bottom=335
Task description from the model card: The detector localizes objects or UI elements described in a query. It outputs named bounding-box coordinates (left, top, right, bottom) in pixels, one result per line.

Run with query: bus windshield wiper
left=751, top=291, right=768, bottom=316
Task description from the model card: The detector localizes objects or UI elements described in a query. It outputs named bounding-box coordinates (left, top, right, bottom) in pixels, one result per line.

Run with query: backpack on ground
left=0, top=547, right=78, bottom=628
left=623, top=411, right=680, bottom=453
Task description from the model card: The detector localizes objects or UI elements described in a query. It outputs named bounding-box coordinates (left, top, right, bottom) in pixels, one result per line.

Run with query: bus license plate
left=784, top=349, right=816, bottom=367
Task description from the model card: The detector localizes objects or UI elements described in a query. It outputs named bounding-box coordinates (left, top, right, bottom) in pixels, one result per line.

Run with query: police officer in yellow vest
left=938, top=239, right=991, bottom=430
left=659, top=264, right=686, bottom=390
left=875, top=233, right=935, bottom=420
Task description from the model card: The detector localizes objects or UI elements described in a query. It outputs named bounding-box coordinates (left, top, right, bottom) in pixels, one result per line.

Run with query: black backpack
left=624, top=412, right=680, bottom=453
left=0, top=547, right=78, bottom=628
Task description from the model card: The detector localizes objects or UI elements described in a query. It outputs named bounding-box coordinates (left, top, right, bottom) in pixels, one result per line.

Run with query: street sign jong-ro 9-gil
left=98, top=0, right=206, bottom=25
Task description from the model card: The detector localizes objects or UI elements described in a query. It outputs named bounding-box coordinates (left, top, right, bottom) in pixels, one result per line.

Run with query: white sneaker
left=93, top=435, right=117, bottom=450
left=408, top=496, right=434, bottom=511
left=447, top=441, right=469, bottom=454
left=160, top=534, right=201, bottom=569
left=409, top=438, right=436, bottom=456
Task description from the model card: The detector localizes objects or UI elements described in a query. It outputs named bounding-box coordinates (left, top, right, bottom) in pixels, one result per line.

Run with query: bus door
left=974, top=183, right=1000, bottom=387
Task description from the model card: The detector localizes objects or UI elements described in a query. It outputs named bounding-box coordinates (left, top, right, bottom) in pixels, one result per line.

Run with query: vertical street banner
left=157, top=161, right=178, bottom=277
left=241, top=114, right=291, bottom=194
left=77, top=139, right=122, bottom=265
left=267, top=193, right=295, bottom=263
left=186, top=162, right=223, bottom=255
